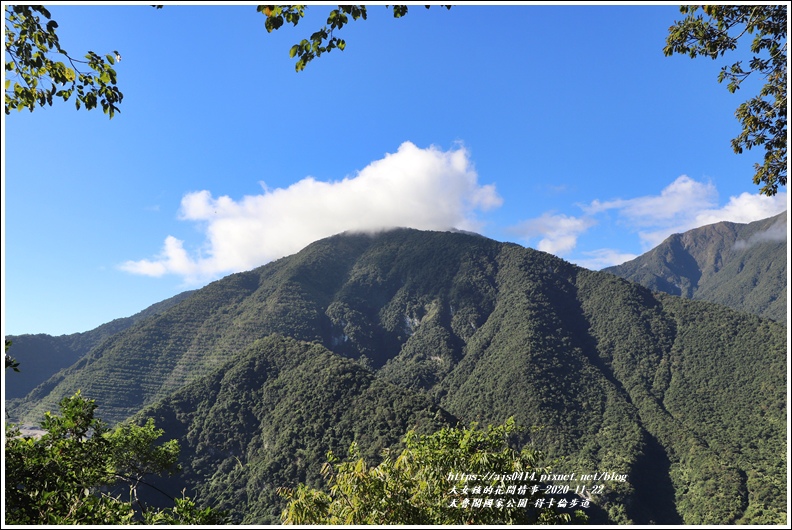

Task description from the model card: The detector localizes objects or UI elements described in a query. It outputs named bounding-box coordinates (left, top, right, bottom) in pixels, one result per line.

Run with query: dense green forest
left=6, top=228, right=787, bottom=524
left=604, top=212, right=786, bottom=321
left=132, top=335, right=451, bottom=524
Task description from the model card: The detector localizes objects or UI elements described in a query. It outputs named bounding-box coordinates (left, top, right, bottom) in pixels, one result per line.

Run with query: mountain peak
left=6, top=226, right=785, bottom=525
left=604, top=211, right=787, bottom=320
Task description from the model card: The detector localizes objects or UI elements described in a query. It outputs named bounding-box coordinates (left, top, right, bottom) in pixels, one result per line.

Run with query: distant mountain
left=603, top=212, right=787, bottom=321
left=6, top=229, right=786, bottom=524
left=4, top=290, right=195, bottom=400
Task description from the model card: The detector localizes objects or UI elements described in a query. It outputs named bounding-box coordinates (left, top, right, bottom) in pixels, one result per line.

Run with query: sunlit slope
left=604, top=212, right=786, bottom=321
left=9, top=228, right=786, bottom=524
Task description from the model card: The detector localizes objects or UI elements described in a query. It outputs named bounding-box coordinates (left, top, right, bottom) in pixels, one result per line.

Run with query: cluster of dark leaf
left=257, top=5, right=451, bottom=72
left=4, top=390, right=228, bottom=525
left=4, top=5, right=122, bottom=117
left=664, top=5, right=787, bottom=195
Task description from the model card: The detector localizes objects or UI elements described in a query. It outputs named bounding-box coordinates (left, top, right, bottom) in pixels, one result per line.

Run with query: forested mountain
left=4, top=290, right=194, bottom=400
left=6, top=229, right=786, bottom=524
left=603, top=211, right=787, bottom=321
left=135, top=335, right=452, bottom=524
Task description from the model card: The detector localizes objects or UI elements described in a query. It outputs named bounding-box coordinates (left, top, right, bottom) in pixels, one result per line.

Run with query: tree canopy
left=5, top=338, right=20, bottom=372
left=277, top=418, right=585, bottom=525
left=3, top=391, right=227, bottom=525
left=4, top=5, right=123, bottom=117
left=258, top=4, right=450, bottom=72
left=664, top=5, right=787, bottom=196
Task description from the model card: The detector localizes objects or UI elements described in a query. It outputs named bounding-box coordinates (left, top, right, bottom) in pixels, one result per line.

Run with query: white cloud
left=513, top=175, right=787, bottom=268
left=584, top=175, right=718, bottom=225
left=120, top=236, right=201, bottom=278
left=695, top=192, right=788, bottom=226
left=120, top=142, right=502, bottom=282
left=734, top=216, right=787, bottom=250
left=583, top=175, right=787, bottom=250
left=510, top=213, right=596, bottom=256
left=571, top=249, right=639, bottom=271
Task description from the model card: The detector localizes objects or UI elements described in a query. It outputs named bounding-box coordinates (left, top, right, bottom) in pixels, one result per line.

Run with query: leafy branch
left=4, top=391, right=228, bottom=524
left=664, top=5, right=787, bottom=196
left=4, top=5, right=123, bottom=117
left=257, top=5, right=452, bottom=72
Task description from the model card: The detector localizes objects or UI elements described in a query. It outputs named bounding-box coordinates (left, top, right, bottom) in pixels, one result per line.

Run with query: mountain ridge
left=603, top=211, right=787, bottom=321
left=5, top=227, right=786, bottom=524
left=4, top=290, right=195, bottom=400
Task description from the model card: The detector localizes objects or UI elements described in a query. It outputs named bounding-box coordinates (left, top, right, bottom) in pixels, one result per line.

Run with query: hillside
left=7, top=228, right=786, bottom=524
left=603, top=212, right=787, bottom=321
left=4, top=290, right=195, bottom=400
left=134, top=334, right=452, bottom=524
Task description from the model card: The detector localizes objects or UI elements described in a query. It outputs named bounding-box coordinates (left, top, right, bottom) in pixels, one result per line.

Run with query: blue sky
left=3, top=2, right=788, bottom=336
